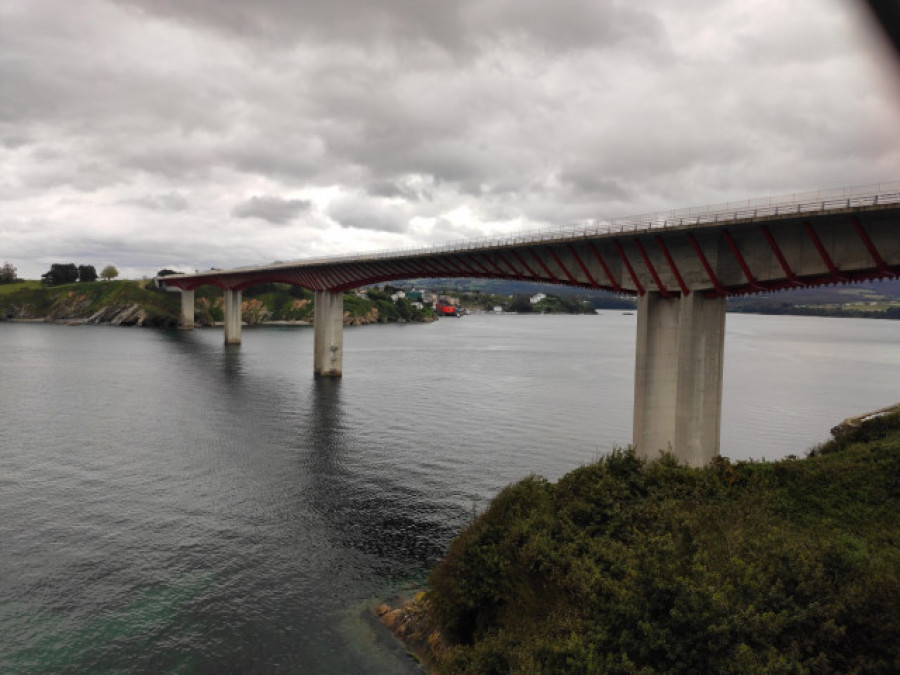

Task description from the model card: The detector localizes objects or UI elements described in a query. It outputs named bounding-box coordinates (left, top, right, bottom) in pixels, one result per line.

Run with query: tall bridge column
left=179, top=289, right=194, bottom=330
left=314, top=290, right=343, bottom=377
left=633, top=292, right=726, bottom=466
left=223, top=289, right=242, bottom=345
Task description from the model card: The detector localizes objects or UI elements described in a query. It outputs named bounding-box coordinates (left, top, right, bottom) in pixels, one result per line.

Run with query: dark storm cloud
left=231, top=196, right=313, bottom=224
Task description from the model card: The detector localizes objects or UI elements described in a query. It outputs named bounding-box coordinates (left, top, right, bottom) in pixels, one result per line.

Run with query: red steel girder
left=345, top=263, right=376, bottom=287
left=654, top=235, right=689, bottom=296
left=358, top=261, right=392, bottom=286
left=568, top=244, right=599, bottom=288
left=613, top=240, right=644, bottom=296
left=481, top=253, right=508, bottom=277
left=803, top=222, right=844, bottom=282
left=464, top=253, right=494, bottom=276
left=455, top=254, right=488, bottom=277
left=420, top=257, right=456, bottom=278
left=329, top=265, right=356, bottom=288
left=510, top=249, right=544, bottom=282
left=338, top=260, right=400, bottom=289
left=318, top=266, right=342, bottom=288
left=759, top=225, right=802, bottom=287
left=290, top=268, right=311, bottom=288
left=411, top=257, right=444, bottom=277
left=392, top=258, right=425, bottom=278
left=546, top=247, right=580, bottom=285
left=851, top=217, right=897, bottom=277
left=434, top=254, right=468, bottom=276
left=686, top=232, right=725, bottom=297
left=380, top=261, right=410, bottom=280
left=588, top=242, right=623, bottom=293
left=529, top=248, right=561, bottom=282
left=495, top=251, right=523, bottom=278
left=721, top=230, right=764, bottom=291
left=320, top=266, right=345, bottom=290
left=303, top=267, right=327, bottom=289
left=290, top=269, right=312, bottom=289
left=633, top=238, right=672, bottom=298
left=281, top=270, right=305, bottom=287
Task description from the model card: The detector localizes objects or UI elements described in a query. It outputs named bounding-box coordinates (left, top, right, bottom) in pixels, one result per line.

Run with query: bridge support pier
left=633, top=292, right=726, bottom=467
left=314, top=290, right=343, bottom=377
left=179, top=289, right=194, bottom=330
left=224, top=289, right=242, bottom=345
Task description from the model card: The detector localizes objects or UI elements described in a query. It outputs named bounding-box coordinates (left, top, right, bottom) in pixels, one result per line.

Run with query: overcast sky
left=2, top=0, right=899, bottom=279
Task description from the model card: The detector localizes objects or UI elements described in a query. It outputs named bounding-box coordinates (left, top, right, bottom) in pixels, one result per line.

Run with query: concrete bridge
left=157, top=182, right=900, bottom=466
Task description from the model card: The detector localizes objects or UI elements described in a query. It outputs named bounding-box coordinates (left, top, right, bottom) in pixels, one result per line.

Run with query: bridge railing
left=209, top=180, right=900, bottom=274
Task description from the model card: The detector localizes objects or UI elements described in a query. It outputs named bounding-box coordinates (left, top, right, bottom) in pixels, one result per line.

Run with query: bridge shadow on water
left=301, top=376, right=458, bottom=572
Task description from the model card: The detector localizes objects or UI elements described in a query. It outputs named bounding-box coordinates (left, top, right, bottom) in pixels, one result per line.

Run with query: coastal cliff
left=380, top=409, right=900, bottom=673
left=0, top=281, right=180, bottom=326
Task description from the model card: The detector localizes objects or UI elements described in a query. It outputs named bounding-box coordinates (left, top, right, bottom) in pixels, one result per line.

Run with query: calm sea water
left=1, top=313, right=898, bottom=673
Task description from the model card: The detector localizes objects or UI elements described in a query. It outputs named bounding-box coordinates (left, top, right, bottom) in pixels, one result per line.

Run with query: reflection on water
left=1, top=315, right=898, bottom=672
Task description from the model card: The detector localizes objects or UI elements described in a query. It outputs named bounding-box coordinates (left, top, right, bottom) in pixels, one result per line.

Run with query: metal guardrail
left=195, top=181, right=900, bottom=275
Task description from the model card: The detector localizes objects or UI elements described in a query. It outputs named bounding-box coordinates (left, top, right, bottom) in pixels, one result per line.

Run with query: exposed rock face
left=242, top=298, right=269, bottom=325
left=344, top=307, right=380, bottom=326
left=376, top=592, right=447, bottom=670
left=46, top=291, right=93, bottom=321
left=87, top=303, right=147, bottom=325
left=2, top=291, right=178, bottom=327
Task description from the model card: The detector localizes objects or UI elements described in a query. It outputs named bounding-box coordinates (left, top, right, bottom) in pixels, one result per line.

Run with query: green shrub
left=427, top=418, right=900, bottom=673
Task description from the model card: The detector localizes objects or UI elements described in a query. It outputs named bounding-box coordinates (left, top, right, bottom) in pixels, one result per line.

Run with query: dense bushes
left=427, top=414, right=900, bottom=673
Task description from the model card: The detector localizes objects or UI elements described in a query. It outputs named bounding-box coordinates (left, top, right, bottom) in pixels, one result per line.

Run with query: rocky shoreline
left=3, top=304, right=178, bottom=327
left=374, top=592, right=446, bottom=671
left=0, top=281, right=437, bottom=328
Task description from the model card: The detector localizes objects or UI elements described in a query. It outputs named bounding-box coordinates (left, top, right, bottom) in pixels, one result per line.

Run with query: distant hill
left=727, top=279, right=900, bottom=319
left=399, top=277, right=900, bottom=318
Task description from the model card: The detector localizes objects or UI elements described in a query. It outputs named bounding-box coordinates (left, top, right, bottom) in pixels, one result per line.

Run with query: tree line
left=40, top=263, right=118, bottom=286
left=0, top=262, right=19, bottom=284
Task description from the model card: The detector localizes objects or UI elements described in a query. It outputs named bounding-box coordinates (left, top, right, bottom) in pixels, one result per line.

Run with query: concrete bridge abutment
left=314, top=290, right=343, bottom=377
left=633, top=291, right=726, bottom=467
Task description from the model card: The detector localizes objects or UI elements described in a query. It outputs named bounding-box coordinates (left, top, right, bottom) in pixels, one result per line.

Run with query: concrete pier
left=633, top=292, right=726, bottom=466
left=314, top=290, right=343, bottom=377
left=223, top=289, right=242, bottom=345
left=180, top=289, right=194, bottom=330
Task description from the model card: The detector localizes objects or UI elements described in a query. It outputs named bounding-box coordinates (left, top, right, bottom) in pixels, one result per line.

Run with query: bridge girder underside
left=159, top=206, right=898, bottom=298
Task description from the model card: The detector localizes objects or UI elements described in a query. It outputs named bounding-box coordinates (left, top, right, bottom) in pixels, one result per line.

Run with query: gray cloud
left=327, top=195, right=411, bottom=233
left=231, top=196, right=313, bottom=224
left=123, top=192, right=189, bottom=212
left=1, top=0, right=898, bottom=279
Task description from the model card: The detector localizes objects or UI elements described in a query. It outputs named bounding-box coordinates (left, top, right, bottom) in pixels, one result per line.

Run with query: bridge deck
left=157, top=182, right=900, bottom=297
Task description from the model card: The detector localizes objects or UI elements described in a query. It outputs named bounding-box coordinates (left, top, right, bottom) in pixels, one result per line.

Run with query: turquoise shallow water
left=1, top=314, right=897, bottom=672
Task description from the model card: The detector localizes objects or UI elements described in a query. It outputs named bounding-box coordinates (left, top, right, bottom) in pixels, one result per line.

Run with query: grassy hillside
left=0, top=280, right=42, bottom=295
left=0, top=280, right=181, bottom=325
left=414, top=412, right=900, bottom=673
